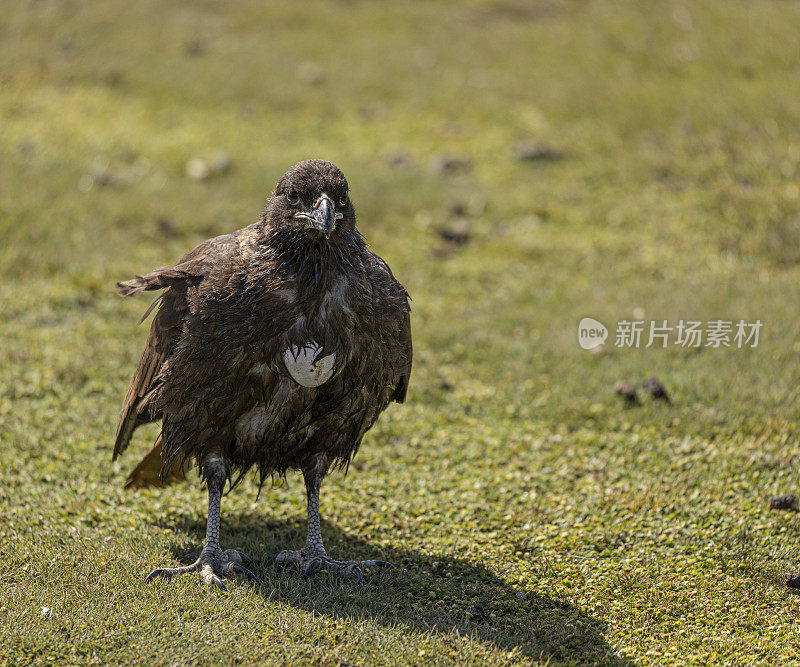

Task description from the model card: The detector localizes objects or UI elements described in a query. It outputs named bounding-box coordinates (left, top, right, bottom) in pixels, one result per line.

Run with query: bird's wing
left=392, top=302, right=413, bottom=403
left=113, top=232, right=240, bottom=461
left=367, top=251, right=413, bottom=404
left=115, top=232, right=238, bottom=297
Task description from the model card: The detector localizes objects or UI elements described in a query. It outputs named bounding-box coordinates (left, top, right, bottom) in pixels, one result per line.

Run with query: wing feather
left=392, top=300, right=413, bottom=403
left=112, top=233, right=239, bottom=463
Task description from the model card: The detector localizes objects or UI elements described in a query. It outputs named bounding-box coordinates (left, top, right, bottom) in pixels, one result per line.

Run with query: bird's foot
left=269, top=549, right=392, bottom=582
left=145, top=548, right=256, bottom=591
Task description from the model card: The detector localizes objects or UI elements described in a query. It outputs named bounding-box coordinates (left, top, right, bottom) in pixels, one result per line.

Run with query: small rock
left=359, top=101, right=386, bottom=119
left=769, top=494, right=798, bottom=511
left=437, top=219, right=471, bottom=246
left=18, top=140, right=36, bottom=157
left=184, top=39, right=206, bottom=57
left=787, top=574, right=800, bottom=589
left=643, top=375, right=670, bottom=402
left=91, top=168, right=115, bottom=187
left=515, top=591, right=527, bottom=601
left=298, top=62, right=325, bottom=86
left=102, top=68, right=124, bottom=87
left=512, top=140, right=564, bottom=163
left=211, top=152, right=232, bottom=175
left=615, top=381, right=639, bottom=405
left=59, top=38, right=77, bottom=57
left=383, top=150, right=413, bottom=167
left=430, top=154, right=472, bottom=174
left=449, top=201, right=467, bottom=217
left=186, top=158, right=210, bottom=181
left=156, top=217, right=179, bottom=237
left=433, top=219, right=471, bottom=257
left=116, top=148, right=137, bottom=164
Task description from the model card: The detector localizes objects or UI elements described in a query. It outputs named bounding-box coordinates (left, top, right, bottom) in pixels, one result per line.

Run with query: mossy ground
left=3, top=1, right=800, bottom=664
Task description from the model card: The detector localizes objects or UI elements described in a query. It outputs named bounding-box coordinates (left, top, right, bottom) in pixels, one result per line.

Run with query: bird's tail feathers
left=124, top=435, right=190, bottom=490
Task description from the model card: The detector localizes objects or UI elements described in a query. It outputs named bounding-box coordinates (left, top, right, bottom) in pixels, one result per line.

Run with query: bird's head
left=269, top=159, right=354, bottom=240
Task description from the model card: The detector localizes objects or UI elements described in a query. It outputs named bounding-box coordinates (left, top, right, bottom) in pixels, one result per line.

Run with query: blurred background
left=3, top=1, right=800, bottom=664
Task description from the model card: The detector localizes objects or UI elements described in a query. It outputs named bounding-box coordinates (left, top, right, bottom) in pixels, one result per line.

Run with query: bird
left=113, top=159, right=412, bottom=589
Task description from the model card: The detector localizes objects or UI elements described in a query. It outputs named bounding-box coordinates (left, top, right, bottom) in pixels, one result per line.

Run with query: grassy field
left=3, top=0, right=800, bottom=663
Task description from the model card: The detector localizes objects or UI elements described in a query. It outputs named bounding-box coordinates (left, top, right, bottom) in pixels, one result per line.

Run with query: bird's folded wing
left=113, top=233, right=239, bottom=461
left=115, top=232, right=238, bottom=296
left=392, top=303, right=413, bottom=403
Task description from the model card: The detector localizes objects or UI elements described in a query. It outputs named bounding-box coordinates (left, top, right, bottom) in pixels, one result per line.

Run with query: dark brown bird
left=114, top=159, right=412, bottom=588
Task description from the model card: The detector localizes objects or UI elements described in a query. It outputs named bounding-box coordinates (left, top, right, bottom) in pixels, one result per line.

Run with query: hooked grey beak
left=312, top=194, right=335, bottom=238
left=292, top=192, right=345, bottom=238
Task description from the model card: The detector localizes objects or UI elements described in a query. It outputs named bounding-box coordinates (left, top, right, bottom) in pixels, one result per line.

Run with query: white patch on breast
left=283, top=341, right=336, bottom=387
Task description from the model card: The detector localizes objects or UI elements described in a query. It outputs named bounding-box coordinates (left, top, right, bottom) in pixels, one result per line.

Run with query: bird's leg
left=145, top=456, right=256, bottom=590
left=271, top=455, right=392, bottom=581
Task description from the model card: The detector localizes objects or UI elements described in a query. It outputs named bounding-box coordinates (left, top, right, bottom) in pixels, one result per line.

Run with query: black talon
left=221, top=560, right=257, bottom=581
left=301, top=559, right=323, bottom=578
left=145, top=568, right=170, bottom=583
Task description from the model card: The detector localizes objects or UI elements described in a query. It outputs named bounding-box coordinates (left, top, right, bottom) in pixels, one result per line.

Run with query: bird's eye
left=338, top=192, right=349, bottom=207
left=287, top=190, right=300, bottom=206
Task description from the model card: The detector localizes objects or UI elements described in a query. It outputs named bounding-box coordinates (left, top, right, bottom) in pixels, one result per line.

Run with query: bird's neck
left=266, top=227, right=367, bottom=290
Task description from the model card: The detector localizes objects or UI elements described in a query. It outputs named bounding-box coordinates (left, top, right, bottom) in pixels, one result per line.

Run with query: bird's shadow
left=157, top=511, right=630, bottom=664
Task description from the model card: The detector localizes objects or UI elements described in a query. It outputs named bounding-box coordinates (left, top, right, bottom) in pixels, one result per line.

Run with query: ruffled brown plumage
left=114, top=160, right=412, bottom=491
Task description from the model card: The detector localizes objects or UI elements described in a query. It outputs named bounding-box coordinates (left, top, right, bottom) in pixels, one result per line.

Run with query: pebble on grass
left=383, top=150, right=413, bottom=168
left=643, top=375, right=670, bottom=402
left=769, top=494, right=798, bottom=511
left=211, top=152, right=232, bottom=174
left=184, top=39, right=206, bottom=57
left=433, top=219, right=471, bottom=258
left=512, top=140, right=565, bottom=162
left=437, top=219, right=471, bottom=246
left=615, top=381, right=640, bottom=406
left=297, top=62, right=325, bottom=86
left=186, top=154, right=231, bottom=181
left=430, top=154, right=473, bottom=174
left=186, top=158, right=210, bottom=181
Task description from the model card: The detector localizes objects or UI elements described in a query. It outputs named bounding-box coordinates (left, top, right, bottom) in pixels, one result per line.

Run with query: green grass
left=3, top=0, right=800, bottom=663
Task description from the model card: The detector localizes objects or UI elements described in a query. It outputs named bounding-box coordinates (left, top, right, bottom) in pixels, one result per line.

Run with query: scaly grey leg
left=145, top=456, right=256, bottom=590
left=271, top=454, right=392, bottom=580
